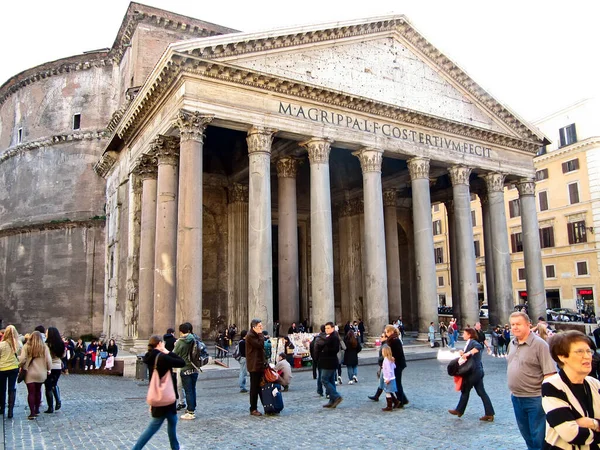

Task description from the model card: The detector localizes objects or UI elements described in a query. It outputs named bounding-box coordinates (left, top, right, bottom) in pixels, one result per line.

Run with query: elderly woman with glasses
left=542, top=330, right=600, bottom=449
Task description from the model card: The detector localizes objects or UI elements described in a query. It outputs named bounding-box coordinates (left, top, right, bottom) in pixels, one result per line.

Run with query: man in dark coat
left=309, top=325, right=326, bottom=395
left=246, top=319, right=265, bottom=416
left=385, top=324, right=408, bottom=407
left=163, top=328, right=177, bottom=351
left=319, top=322, right=343, bottom=408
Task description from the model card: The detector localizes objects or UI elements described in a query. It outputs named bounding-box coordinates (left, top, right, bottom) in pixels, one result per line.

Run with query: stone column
left=448, top=165, right=478, bottom=327
left=338, top=197, right=352, bottom=323
left=407, top=157, right=437, bottom=335
left=227, top=183, right=249, bottom=333
left=445, top=200, right=462, bottom=325
left=175, top=110, right=212, bottom=335
left=517, top=179, right=546, bottom=323
left=479, top=193, right=497, bottom=325
left=277, top=156, right=300, bottom=333
left=348, top=198, right=365, bottom=323
left=247, top=127, right=275, bottom=332
left=484, top=173, right=514, bottom=326
left=384, top=189, right=402, bottom=323
left=133, top=154, right=158, bottom=341
left=355, top=148, right=389, bottom=337
left=124, top=171, right=141, bottom=344
left=300, top=138, right=335, bottom=327
left=152, top=136, right=179, bottom=334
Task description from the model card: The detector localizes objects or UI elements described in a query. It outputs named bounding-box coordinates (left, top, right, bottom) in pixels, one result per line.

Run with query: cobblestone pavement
left=3, top=352, right=526, bottom=450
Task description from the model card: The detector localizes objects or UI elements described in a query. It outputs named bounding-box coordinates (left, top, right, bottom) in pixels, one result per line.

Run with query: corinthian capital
left=516, top=178, right=536, bottom=197
left=383, top=189, right=397, bottom=207
left=448, top=165, right=472, bottom=186
left=483, top=172, right=506, bottom=193
left=354, top=148, right=383, bottom=173
left=150, top=135, right=180, bottom=166
left=407, top=157, right=430, bottom=180
left=175, top=110, right=213, bottom=142
left=228, top=183, right=249, bottom=204
left=299, top=138, right=333, bottom=164
left=276, top=157, right=301, bottom=178
left=247, top=126, right=276, bottom=155
left=132, top=153, right=158, bottom=180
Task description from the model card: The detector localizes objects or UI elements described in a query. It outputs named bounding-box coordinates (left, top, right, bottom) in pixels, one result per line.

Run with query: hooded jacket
left=173, top=333, right=196, bottom=372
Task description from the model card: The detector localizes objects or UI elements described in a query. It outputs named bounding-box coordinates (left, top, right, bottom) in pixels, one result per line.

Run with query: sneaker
left=353, top=376, right=358, bottom=383
left=240, top=389, right=248, bottom=393
left=348, top=380, right=354, bottom=385
left=176, top=403, right=187, bottom=410
left=337, top=376, right=342, bottom=385
left=180, top=412, right=195, bottom=420
left=84, top=366, right=88, bottom=371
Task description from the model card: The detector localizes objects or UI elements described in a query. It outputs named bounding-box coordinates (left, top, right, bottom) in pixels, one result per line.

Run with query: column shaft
left=247, top=127, right=275, bottom=332
left=407, top=158, right=437, bottom=334
left=384, top=190, right=402, bottom=322
left=518, top=179, right=546, bottom=323
left=480, top=194, right=497, bottom=325
left=349, top=201, right=365, bottom=322
left=446, top=201, right=462, bottom=324
left=449, top=165, right=478, bottom=327
left=338, top=199, right=352, bottom=322
left=227, top=184, right=249, bottom=332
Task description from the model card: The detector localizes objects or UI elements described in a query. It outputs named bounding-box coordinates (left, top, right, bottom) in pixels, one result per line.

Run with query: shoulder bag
left=18, top=356, right=32, bottom=384
left=146, top=354, right=176, bottom=407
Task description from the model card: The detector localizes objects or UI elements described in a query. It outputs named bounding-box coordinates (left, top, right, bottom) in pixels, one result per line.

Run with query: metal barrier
left=214, top=346, right=230, bottom=368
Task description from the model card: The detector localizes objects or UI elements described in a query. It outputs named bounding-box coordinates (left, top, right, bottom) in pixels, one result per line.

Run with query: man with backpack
left=174, top=322, right=198, bottom=420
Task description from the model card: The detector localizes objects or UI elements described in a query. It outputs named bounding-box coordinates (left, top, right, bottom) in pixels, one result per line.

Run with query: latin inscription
left=278, top=102, right=492, bottom=158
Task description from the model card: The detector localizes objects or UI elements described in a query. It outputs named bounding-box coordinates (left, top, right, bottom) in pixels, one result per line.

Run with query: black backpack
left=189, top=335, right=210, bottom=371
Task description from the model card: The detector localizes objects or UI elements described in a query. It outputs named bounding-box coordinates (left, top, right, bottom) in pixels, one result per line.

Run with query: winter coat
left=19, top=344, right=52, bottom=384
left=163, top=333, right=177, bottom=352
left=386, top=335, right=407, bottom=371
left=173, top=334, right=195, bottom=372
left=318, top=332, right=340, bottom=370
left=144, top=349, right=185, bottom=418
left=343, top=336, right=362, bottom=367
left=245, top=329, right=265, bottom=373
left=275, top=359, right=293, bottom=386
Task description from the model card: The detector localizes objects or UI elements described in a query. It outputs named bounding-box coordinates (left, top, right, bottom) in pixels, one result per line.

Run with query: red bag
left=264, top=367, right=280, bottom=383
left=453, top=375, right=463, bottom=391
left=146, top=354, right=176, bottom=407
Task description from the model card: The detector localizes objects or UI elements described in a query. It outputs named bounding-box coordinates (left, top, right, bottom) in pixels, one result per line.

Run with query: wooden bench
left=66, top=359, right=124, bottom=376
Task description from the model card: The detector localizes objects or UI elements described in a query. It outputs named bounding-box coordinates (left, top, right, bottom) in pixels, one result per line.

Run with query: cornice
left=535, top=137, right=600, bottom=163
left=117, top=54, right=541, bottom=153
left=0, top=130, right=109, bottom=165
left=0, top=218, right=105, bottom=238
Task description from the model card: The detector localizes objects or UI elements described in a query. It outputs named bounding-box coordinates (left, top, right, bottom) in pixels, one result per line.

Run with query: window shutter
left=573, top=158, right=580, bottom=170
left=511, top=234, right=516, bottom=253
left=549, top=227, right=554, bottom=247
left=569, top=124, right=577, bottom=144
left=559, top=127, right=566, bottom=147
left=567, top=223, right=574, bottom=245
left=562, top=162, right=568, bottom=173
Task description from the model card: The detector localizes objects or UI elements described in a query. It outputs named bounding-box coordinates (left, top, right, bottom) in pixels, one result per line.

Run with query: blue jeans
left=0, top=368, right=18, bottom=409
left=317, top=368, right=323, bottom=395
left=321, top=369, right=340, bottom=402
left=132, top=410, right=179, bottom=450
left=347, top=365, right=358, bottom=381
left=448, top=333, right=455, bottom=348
left=238, top=358, right=247, bottom=390
left=180, top=371, right=198, bottom=412
left=511, top=395, right=545, bottom=450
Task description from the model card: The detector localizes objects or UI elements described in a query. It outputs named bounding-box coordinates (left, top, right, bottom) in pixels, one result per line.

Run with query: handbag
left=146, top=354, right=176, bottom=407
left=18, top=356, right=32, bottom=384
left=264, top=366, right=280, bottom=383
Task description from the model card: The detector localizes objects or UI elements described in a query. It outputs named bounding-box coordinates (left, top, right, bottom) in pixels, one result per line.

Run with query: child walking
left=381, top=346, right=398, bottom=411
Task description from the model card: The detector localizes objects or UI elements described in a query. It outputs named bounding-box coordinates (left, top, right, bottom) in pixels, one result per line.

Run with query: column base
left=415, top=332, right=430, bottom=343
left=129, top=338, right=150, bottom=355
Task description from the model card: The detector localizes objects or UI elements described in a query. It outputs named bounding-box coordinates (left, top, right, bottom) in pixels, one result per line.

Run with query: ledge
left=0, top=218, right=105, bottom=238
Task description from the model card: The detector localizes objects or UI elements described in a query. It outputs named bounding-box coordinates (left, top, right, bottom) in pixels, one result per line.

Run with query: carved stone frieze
left=175, top=109, right=213, bottom=142
left=150, top=135, right=180, bottom=166
left=448, top=165, right=472, bottom=187
left=132, top=153, right=158, bottom=180
left=407, top=157, right=430, bottom=180
left=276, top=156, right=300, bottom=178
left=300, top=138, right=332, bottom=165
left=349, top=198, right=364, bottom=215
left=228, top=183, right=249, bottom=203
left=483, top=172, right=506, bottom=193
left=354, top=148, right=383, bottom=173
left=338, top=199, right=353, bottom=217
left=94, top=151, right=119, bottom=178
left=516, top=178, right=536, bottom=197
left=478, top=193, right=489, bottom=206
left=246, top=126, right=276, bottom=154
left=383, top=189, right=397, bottom=207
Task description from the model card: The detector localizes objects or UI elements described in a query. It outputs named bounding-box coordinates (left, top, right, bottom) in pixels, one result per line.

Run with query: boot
left=44, top=388, right=54, bottom=413
left=53, top=386, right=61, bottom=411
left=392, top=393, right=402, bottom=409
left=368, top=388, right=383, bottom=401
left=7, top=389, right=15, bottom=419
left=382, top=397, right=393, bottom=412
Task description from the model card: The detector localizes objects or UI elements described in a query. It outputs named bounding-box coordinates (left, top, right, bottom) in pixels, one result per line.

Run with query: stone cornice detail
left=300, top=138, right=332, bottom=165
left=94, top=151, right=119, bottom=179
left=117, top=55, right=542, bottom=153
left=448, top=165, right=472, bottom=187
left=407, top=157, right=430, bottom=180
left=483, top=172, right=506, bottom=193
left=354, top=148, right=383, bottom=173
left=535, top=137, right=600, bottom=163
left=247, top=127, right=276, bottom=155
left=383, top=189, right=397, bottom=207
left=0, top=218, right=105, bottom=238
left=132, top=153, right=158, bottom=180
left=276, top=156, right=300, bottom=178
left=1, top=129, right=109, bottom=166
left=150, top=135, right=180, bottom=166
left=516, top=178, right=536, bottom=197
left=175, top=109, right=214, bottom=142
left=228, top=183, right=249, bottom=203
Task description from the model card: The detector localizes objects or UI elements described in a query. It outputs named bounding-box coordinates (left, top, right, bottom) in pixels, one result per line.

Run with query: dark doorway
left=546, top=289, right=560, bottom=309
left=272, top=225, right=279, bottom=324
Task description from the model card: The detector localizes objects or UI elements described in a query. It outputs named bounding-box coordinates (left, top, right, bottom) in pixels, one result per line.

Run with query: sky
left=1, top=0, right=598, bottom=122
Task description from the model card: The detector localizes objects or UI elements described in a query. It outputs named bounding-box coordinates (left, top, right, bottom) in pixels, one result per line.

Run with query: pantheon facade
left=0, top=4, right=549, bottom=344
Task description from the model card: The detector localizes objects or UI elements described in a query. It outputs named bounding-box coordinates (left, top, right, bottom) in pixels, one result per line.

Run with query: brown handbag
left=17, top=356, right=32, bottom=384
left=264, top=366, right=280, bottom=383
left=146, top=354, right=176, bottom=407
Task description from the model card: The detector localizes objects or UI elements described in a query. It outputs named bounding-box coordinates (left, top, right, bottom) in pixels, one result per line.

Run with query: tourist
left=19, top=330, right=52, bottom=420
left=452, top=319, right=459, bottom=347
left=85, top=339, right=97, bottom=370
left=491, top=326, right=501, bottom=357
left=275, top=353, right=292, bottom=391
left=238, top=330, right=248, bottom=393
left=368, top=332, right=388, bottom=402
left=132, top=335, right=185, bottom=450
left=448, top=327, right=495, bottom=421
left=474, top=322, right=491, bottom=354
left=44, top=327, right=65, bottom=413
left=61, top=336, right=74, bottom=374
left=502, top=324, right=511, bottom=354
left=263, top=331, right=272, bottom=364
left=246, top=319, right=265, bottom=416
left=336, top=326, right=345, bottom=385
left=344, top=329, right=361, bottom=384
left=173, top=322, right=198, bottom=420
left=448, top=318, right=456, bottom=348
left=288, top=322, right=299, bottom=334
left=536, top=323, right=550, bottom=342
left=310, top=325, right=326, bottom=396
left=73, top=338, right=86, bottom=370
left=95, top=339, right=107, bottom=369
left=0, top=325, right=21, bottom=418
left=163, top=328, right=177, bottom=351
left=428, top=322, right=436, bottom=347
left=542, top=330, right=600, bottom=448
left=320, top=322, right=343, bottom=408
left=358, top=319, right=365, bottom=344
left=507, top=312, right=556, bottom=450
left=439, top=322, right=448, bottom=348
left=282, top=335, right=295, bottom=366
left=380, top=345, right=398, bottom=412
left=384, top=324, right=408, bottom=407
left=106, top=339, right=118, bottom=370
left=164, top=327, right=184, bottom=409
